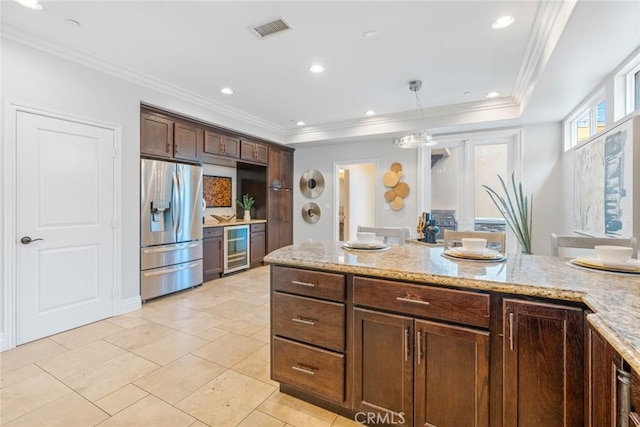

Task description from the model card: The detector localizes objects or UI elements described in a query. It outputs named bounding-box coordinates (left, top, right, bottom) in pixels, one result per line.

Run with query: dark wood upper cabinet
left=241, top=140, right=268, bottom=165
left=141, top=112, right=173, bottom=158
left=173, top=121, right=201, bottom=162
left=203, top=130, right=239, bottom=159
left=268, top=147, right=293, bottom=188
left=503, top=299, right=584, bottom=427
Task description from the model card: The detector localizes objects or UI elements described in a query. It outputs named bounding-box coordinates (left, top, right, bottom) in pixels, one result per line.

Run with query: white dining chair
left=550, top=233, right=638, bottom=259
left=357, top=226, right=410, bottom=246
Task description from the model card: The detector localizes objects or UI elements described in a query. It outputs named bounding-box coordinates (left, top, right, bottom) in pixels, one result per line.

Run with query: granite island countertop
left=264, top=240, right=640, bottom=373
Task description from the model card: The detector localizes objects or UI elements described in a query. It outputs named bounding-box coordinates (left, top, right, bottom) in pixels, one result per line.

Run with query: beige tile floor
left=0, top=266, right=359, bottom=427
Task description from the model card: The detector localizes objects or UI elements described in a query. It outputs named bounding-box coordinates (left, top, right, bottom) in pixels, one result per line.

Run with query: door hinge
left=111, top=218, right=119, bottom=228
left=111, top=288, right=119, bottom=299
left=112, top=148, right=118, bottom=158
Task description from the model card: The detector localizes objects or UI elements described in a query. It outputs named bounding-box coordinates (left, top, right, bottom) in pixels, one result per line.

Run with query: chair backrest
left=443, top=229, right=507, bottom=254
left=550, top=233, right=638, bottom=259
left=357, top=226, right=410, bottom=246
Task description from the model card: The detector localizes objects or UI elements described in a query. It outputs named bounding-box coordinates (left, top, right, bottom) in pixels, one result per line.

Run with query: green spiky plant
left=237, top=194, right=255, bottom=211
left=482, top=173, right=533, bottom=254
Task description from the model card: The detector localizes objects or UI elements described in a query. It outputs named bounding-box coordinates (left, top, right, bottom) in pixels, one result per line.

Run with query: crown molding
left=1, top=26, right=288, bottom=137
left=511, top=0, right=577, bottom=109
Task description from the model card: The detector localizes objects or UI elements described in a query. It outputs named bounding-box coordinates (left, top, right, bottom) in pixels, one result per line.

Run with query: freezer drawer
left=140, top=259, right=203, bottom=301
left=140, top=241, right=203, bottom=270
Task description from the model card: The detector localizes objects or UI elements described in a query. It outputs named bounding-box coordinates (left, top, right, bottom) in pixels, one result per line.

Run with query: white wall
left=293, top=137, right=420, bottom=243
left=345, top=163, right=376, bottom=239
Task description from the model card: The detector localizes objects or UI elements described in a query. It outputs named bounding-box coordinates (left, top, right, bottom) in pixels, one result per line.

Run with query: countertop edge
left=204, top=219, right=266, bottom=227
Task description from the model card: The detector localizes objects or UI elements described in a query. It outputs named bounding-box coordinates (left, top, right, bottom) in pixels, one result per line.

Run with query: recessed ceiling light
left=309, top=64, right=324, bottom=73
left=363, top=30, right=378, bottom=39
left=365, top=110, right=376, bottom=116
left=295, top=121, right=305, bottom=126
left=14, top=0, right=44, bottom=10
left=486, top=91, right=501, bottom=98
left=220, top=87, right=234, bottom=95
left=492, top=15, right=515, bottom=29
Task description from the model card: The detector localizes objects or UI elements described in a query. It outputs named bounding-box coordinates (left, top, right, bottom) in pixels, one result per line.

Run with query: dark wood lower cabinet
left=585, top=319, right=622, bottom=427
left=353, top=308, right=489, bottom=427
left=202, top=228, right=223, bottom=281
left=414, top=320, right=489, bottom=427
left=503, top=299, right=584, bottom=427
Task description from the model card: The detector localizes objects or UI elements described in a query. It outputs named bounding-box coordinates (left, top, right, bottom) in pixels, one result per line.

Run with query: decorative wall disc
left=302, top=202, right=321, bottom=224
left=300, top=169, right=325, bottom=198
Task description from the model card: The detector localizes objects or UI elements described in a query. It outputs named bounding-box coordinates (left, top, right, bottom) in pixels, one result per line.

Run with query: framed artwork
left=574, top=115, right=638, bottom=238
left=203, top=175, right=232, bottom=207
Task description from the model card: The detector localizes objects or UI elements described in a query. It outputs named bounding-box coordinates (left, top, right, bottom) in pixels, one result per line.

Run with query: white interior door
left=16, top=111, right=115, bottom=344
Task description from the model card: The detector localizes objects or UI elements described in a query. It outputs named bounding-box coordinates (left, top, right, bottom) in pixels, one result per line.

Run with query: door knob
left=21, top=236, right=44, bottom=244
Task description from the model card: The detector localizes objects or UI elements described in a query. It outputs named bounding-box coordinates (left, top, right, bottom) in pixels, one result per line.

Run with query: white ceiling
left=2, top=1, right=640, bottom=145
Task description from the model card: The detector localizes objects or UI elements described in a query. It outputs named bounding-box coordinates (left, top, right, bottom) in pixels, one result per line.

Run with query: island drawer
left=203, top=227, right=223, bottom=239
left=273, top=292, right=345, bottom=352
left=353, top=277, right=490, bottom=328
left=272, top=336, right=344, bottom=403
left=272, top=266, right=345, bottom=301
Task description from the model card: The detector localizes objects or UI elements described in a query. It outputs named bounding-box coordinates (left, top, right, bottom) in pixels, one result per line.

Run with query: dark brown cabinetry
left=250, top=223, right=266, bottom=267
left=202, top=227, right=223, bottom=281
left=140, top=111, right=200, bottom=162
left=585, top=319, right=622, bottom=427
left=271, top=266, right=347, bottom=404
left=353, top=277, right=490, bottom=427
left=267, top=146, right=294, bottom=254
left=503, top=299, right=584, bottom=427
left=241, top=140, right=268, bottom=165
left=202, top=130, right=239, bottom=160
left=173, top=121, right=201, bottom=162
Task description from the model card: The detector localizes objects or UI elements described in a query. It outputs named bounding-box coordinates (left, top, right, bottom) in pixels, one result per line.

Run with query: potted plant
left=482, top=173, right=533, bottom=254
left=237, top=194, right=255, bottom=221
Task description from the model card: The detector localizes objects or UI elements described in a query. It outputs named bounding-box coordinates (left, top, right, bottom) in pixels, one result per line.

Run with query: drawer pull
left=291, top=365, right=316, bottom=375
left=291, top=317, right=316, bottom=326
left=396, top=297, right=430, bottom=306
left=292, top=280, right=316, bottom=287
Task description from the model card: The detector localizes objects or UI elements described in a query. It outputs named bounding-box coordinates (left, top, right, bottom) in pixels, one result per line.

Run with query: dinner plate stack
left=570, top=257, right=640, bottom=274
left=443, top=247, right=506, bottom=262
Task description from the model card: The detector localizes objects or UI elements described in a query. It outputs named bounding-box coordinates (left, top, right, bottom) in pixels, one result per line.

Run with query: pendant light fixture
left=393, top=80, right=437, bottom=148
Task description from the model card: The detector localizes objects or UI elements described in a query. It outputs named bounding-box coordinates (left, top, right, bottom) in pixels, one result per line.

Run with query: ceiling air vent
left=251, top=18, right=292, bottom=38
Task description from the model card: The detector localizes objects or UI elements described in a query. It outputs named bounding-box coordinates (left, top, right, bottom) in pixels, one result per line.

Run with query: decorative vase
left=243, top=210, right=251, bottom=222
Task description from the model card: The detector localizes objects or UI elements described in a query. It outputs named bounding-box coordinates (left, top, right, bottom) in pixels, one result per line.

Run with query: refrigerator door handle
left=172, top=170, right=180, bottom=236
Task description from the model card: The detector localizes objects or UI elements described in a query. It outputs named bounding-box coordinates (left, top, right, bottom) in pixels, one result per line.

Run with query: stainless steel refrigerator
left=140, top=159, right=203, bottom=301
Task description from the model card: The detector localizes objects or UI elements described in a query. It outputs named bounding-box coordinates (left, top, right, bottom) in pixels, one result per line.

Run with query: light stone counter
left=264, top=240, right=640, bottom=373
left=203, top=218, right=266, bottom=228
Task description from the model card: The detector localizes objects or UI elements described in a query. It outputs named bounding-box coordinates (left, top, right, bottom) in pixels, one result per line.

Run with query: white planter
left=243, top=210, right=251, bottom=222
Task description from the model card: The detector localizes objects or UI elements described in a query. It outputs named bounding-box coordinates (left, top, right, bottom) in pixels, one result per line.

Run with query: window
left=625, top=60, right=640, bottom=114
left=564, top=92, right=606, bottom=150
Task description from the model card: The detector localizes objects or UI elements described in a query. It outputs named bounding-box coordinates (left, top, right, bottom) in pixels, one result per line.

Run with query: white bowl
left=461, top=238, right=488, bottom=252
left=594, top=245, right=633, bottom=263
left=356, top=232, right=376, bottom=243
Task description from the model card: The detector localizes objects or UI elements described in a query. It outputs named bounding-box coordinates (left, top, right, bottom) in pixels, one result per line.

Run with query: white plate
left=343, top=241, right=387, bottom=250
left=450, top=247, right=499, bottom=256
left=574, top=256, right=640, bottom=271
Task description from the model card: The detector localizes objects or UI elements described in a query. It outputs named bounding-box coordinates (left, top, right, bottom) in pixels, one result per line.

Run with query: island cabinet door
left=354, top=308, right=413, bottom=427
left=584, top=319, right=622, bottom=427
left=414, top=319, right=489, bottom=427
left=503, top=299, right=584, bottom=427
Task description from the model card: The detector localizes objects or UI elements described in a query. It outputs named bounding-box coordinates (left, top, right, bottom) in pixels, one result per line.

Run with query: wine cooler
left=223, top=224, right=250, bottom=274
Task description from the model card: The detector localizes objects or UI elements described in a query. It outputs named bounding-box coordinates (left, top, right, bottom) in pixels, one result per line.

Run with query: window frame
left=563, top=89, right=606, bottom=151
left=625, top=60, right=640, bottom=114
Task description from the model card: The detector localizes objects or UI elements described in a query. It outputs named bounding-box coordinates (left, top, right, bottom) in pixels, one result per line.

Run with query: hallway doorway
left=333, top=161, right=376, bottom=242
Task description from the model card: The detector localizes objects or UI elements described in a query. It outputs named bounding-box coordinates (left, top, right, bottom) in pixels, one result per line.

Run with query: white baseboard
left=117, top=296, right=142, bottom=315
left=0, top=332, right=13, bottom=352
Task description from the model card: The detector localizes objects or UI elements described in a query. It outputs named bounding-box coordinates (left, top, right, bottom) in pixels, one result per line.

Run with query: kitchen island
left=265, top=241, right=640, bottom=426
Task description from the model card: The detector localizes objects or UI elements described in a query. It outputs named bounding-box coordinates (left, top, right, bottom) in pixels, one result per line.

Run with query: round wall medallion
left=302, top=202, right=321, bottom=224
left=300, top=169, right=325, bottom=198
